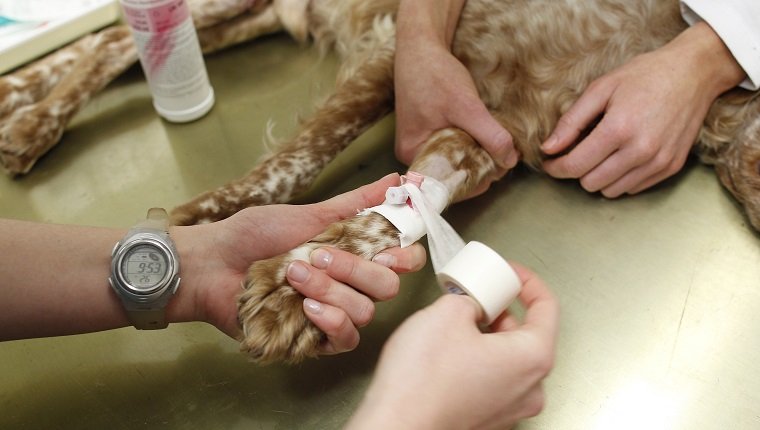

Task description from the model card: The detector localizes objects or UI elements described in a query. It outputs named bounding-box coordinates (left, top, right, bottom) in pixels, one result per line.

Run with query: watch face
left=121, top=244, right=169, bottom=292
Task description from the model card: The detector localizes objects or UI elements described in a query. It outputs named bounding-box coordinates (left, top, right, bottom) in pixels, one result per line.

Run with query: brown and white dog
left=2, top=0, right=757, bottom=363
left=170, top=0, right=760, bottom=363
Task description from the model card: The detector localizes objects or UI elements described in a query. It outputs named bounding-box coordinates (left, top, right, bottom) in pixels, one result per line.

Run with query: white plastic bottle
left=119, top=0, right=214, bottom=122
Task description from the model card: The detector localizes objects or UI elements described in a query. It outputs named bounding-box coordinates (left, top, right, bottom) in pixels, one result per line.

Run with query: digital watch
left=109, top=208, right=180, bottom=329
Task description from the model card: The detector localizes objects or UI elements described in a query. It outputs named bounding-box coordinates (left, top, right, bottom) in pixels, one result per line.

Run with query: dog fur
left=170, top=0, right=760, bottom=363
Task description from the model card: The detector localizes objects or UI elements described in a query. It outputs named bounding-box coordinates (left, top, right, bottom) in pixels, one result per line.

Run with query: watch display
left=121, top=243, right=168, bottom=291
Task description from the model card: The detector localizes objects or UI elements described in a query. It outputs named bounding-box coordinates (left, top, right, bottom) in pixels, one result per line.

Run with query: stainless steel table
left=1, top=33, right=759, bottom=429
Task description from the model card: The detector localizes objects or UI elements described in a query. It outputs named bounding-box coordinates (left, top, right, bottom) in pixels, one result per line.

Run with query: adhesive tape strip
left=436, top=241, right=521, bottom=324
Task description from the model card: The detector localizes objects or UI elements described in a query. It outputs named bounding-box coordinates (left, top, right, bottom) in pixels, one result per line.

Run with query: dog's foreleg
left=171, top=40, right=395, bottom=225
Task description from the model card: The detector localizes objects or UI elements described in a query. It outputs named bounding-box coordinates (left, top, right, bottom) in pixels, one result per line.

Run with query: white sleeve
left=681, top=0, right=760, bottom=90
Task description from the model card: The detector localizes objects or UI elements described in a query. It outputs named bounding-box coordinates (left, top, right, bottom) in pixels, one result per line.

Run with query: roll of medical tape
left=436, top=241, right=521, bottom=324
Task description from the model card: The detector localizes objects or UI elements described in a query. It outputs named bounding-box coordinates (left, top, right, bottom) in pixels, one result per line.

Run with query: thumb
left=427, top=293, right=485, bottom=326
left=317, top=173, right=401, bottom=220
left=453, top=99, right=517, bottom=170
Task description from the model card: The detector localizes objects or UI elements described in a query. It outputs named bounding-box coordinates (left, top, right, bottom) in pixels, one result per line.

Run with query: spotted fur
left=0, top=0, right=283, bottom=175
left=175, top=0, right=760, bottom=364
left=2, top=0, right=758, bottom=363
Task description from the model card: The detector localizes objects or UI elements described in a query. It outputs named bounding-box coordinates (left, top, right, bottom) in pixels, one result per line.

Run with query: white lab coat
left=681, top=0, right=760, bottom=90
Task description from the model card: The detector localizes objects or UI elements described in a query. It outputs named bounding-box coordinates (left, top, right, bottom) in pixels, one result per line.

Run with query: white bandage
left=362, top=172, right=521, bottom=323
left=363, top=175, right=450, bottom=248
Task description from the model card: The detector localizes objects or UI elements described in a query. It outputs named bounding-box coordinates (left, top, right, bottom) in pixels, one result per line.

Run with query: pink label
left=122, top=0, right=191, bottom=33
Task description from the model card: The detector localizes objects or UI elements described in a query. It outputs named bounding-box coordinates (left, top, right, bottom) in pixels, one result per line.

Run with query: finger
left=508, top=262, right=560, bottom=346
left=626, top=169, right=673, bottom=195
left=542, top=117, right=620, bottom=179
left=372, top=243, right=427, bottom=273
left=450, top=96, right=517, bottom=170
left=311, top=247, right=401, bottom=301
left=302, top=298, right=360, bottom=355
left=489, top=308, right=521, bottom=332
left=395, top=127, right=430, bottom=166
left=287, top=259, right=377, bottom=327
left=316, top=173, right=401, bottom=221
left=518, top=385, right=548, bottom=419
left=541, top=80, right=614, bottom=156
left=427, top=293, right=484, bottom=327
left=625, top=152, right=689, bottom=195
left=578, top=146, right=643, bottom=193
left=598, top=150, right=680, bottom=198
left=598, top=161, right=658, bottom=198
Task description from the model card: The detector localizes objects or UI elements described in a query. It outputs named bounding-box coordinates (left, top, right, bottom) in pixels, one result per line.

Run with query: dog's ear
left=273, top=0, right=311, bottom=43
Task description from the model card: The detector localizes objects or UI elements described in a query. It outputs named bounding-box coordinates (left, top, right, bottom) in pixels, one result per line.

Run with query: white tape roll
left=436, top=241, right=521, bottom=324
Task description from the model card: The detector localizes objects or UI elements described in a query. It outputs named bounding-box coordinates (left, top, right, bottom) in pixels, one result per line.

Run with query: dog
left=2, top=0, right=756, bottom=363
left=166, top=0, right=760, bottom=363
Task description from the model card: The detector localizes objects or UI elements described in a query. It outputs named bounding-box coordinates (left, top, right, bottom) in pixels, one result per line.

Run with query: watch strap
left=134, top=207, right=170, bottom=232
left=127, top=309, right=169, bottom=330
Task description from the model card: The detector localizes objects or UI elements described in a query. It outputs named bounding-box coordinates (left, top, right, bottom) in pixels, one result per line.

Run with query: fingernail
left=542, top=135, right=557, bottom=151
left=310, top=248, right=332, bottom=269
left=304, top=298, right=323, bottom=314
left=372, top=253, right=396, bottom=268
left=287, top=261, right=310, bottom=283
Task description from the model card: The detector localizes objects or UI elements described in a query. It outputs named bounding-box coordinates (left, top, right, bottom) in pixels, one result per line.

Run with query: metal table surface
left=1, top=32, right=759, bottom=430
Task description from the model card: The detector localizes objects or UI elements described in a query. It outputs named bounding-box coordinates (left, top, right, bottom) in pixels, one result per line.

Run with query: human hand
left=286, top=244, right=426, bottom=356
left=394, top=1, right=518, bottom=198
left=542, top=22, right=745, bottom=197
left=170, top=174, right=426, bottom=350
left=346, top=263, right=560, bottom=430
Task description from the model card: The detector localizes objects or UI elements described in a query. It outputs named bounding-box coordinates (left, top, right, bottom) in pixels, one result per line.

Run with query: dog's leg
left=197, top=5, right=284, bottom=54
left=696, top=91, right=760, bottom=230
left=0, top=26, right=137, bottom=175
left=237, top=127, right=498, bottom=364
left=0, top=30, right=110, bottom=120
left=0, top=2, right=285, bottom=175
left=0, top=1, right=265, bottom=122
left=170, top=39, right=396, bottom=225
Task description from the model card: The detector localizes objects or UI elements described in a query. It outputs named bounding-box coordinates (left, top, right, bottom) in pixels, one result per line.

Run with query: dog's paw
left=237, top=212, right=402, bottom=364
left=238, top=246, right=325, bottom=364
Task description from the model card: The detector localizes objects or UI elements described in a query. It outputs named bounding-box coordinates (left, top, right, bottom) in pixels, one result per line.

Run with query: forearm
left=0, top=219, right=129, bottom=339
left=0, top=219, right=204, bottom=340
left=396, top=0, right=466, bottom=47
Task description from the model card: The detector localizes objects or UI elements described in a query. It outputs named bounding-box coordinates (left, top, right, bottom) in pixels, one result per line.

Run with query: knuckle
left=522, top=390, right=546, bottom=418
left=586, top=77, right=606, bottom=93
left=437, top=293, right=467, bottom=311
left=601, top=187, right=622, bottom=199
left=333, top=324, right=360, bottom=353
left=562, top=160, right=587, bottom=178
left=394, top=144, right=416, bottom=166
left=579, top=175, right=600, bottom=192
left=354, top=298, right=376, bottom=327
left=600, top=119, right=631, bottom=142
left=532, top=351, right=555, bottom=378
left=556, top=114, right=579, bottom=133
left=375, top=276, right=400, bottom=301
left=296, top=269, right=330, bottom=298
left=651, top=150, right=672, bottom=171
left=666, top=160, right=682, bottom=176
left=635, top=139, right=660, bottom=160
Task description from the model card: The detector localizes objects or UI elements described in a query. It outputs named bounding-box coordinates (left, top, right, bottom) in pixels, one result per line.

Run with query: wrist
left=396, top=0, right=465, bottom=47
left=673, top=21, right=745, bottom=97
left=347, top=379, right=454, bottom=430
left=164, top=225, right=208, bottom=326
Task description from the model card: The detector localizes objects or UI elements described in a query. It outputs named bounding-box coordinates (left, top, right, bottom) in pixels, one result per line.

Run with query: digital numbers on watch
left=121, top=244, right=169, bottom=291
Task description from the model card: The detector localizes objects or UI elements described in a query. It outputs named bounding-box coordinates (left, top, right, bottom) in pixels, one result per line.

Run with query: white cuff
left=681, top=0, right=760, bottom=91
